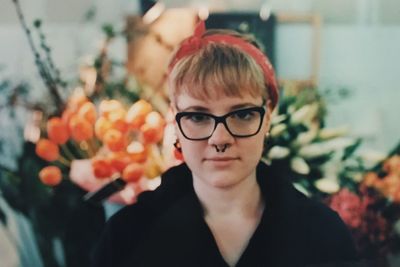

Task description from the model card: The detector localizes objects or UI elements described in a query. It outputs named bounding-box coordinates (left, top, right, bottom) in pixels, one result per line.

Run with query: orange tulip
left=145, top=111, right=165, bottom=129
left=125, top=100, right=152, bottom=129
left=127, top=141, right=148, bottom=163
left=61, top=108, right=75, bottom=127
left=36, top=139, right=60, bottom=161
left=109, top=152, right=132, bottom=173
left=103, top=129, right=127, bottom=152
left=112, top=118, right=130, bottom=134
left=94, top=117, right=112, bottom=140
left=78, top=102, right=97, bottom=125
left=108, top=108, right=126, bottom=123
left=69, top=115, right=94, bottom=142
left=67, top=92, right=89, bottom=112
left=47, top=117, right=69, bottom=144
left=141, top=124, right=163, bottom=144
left=92, top=158, right=113, bottom=179
left=39, top=166, right=62, bottom=186
left=122, top=163, right=144, bottom=182
left=99, top=100, right=123, bottom=118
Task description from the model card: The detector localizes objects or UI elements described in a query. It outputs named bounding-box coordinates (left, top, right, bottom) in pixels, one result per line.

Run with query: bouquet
left=34, top=90, right=167, bottom=204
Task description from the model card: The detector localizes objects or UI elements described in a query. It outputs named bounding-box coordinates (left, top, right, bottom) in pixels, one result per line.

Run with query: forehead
left=174, top=92, right=263, bottom=113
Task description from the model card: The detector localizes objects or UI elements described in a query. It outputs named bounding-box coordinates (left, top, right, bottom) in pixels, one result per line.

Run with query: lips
left=206, top=157, right=238, bottom=161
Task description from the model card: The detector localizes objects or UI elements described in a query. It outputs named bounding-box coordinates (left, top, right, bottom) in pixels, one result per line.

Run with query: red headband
left=168, top=20, right=279, bottom=109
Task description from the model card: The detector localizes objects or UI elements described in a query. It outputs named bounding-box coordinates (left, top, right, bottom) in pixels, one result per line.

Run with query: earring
left=174, top=139, right=182, bottom=152
left=174, top=139, right=184, bottom=160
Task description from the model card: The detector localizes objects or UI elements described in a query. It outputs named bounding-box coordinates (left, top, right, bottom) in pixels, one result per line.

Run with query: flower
left=35, top=139, right=59, bottom=161
left=290, top=157, right=310, bottom=175
left=39, top=166, right=62, bottom=186
left=91, top=158, right=114, bottom=179
left=315, top=177, right=340, bottom=194
left=125, top=99, right=152, bottom=129
left=47, top=117, right=69, bottom=144
left=122, top=163, right=144, bottom=182
left=290, top=103, right=318, bottom=125
left=267, top=146, right=290, bottom=159
left=69, top=115, right=94, bottom=142
left=78, top=102, right=97, bottom=125
left=329, top=188, right=365, bottom=228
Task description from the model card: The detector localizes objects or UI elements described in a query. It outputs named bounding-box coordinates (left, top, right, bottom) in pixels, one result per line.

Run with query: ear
left=263, top=99, right=273, bottom=129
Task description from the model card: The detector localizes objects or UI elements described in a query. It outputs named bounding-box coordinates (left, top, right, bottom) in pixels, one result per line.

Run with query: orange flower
left=94, top=117, right=112, bottom=140
left=140, top=111, right=165, bottom=144
left=39, top=166, right=62, bottom=186
left=92, top=158, right=113, bottom=179
left=108, top=108, right=126, bottom=123
left=122, top=163, right=144, bottom=182
left=61, top=108, right=75, bottom=127
left=363, top=172, right=379, bottom=187
left=78, top=102, right=97, bottom=125
left=36, top=139, right=60, bottom=161
left=67, top=91, right=89, bottom=112
left=112, top=118, right=130, bottom=134
left=145, top=111, right=165, bottom=129
left=103, top=129, right=127, bottom=152
left=127, top=141, right=148, bottom=163
left=69, top=115, right=94, bottom=142
left=141, top=124, right=163, bottom=144
left=47, top=117, right=69, bottom=144
left=125, top=99, right=152, bottom=129
left=384, top=155, right=400, bottom=175
left=144, top=161, right=162, bottom=179
left=99, top=100, right=123, bottom=118
left=109, top=152, right=132, bottom=173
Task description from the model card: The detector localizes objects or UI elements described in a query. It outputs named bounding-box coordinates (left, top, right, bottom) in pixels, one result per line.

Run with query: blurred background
left=0, top=0, right=399, bottom=266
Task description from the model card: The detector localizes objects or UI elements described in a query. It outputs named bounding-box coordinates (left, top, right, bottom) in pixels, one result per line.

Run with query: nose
left=207, top=121, right=234, bottom=146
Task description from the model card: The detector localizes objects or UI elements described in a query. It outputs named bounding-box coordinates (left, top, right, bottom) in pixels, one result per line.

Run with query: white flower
left=298, top=137, right=357, bottom=159
left=270, top=123, right=287, bottom=137
left=298, top=143, right=330, bottom=159
left=290, top=157, right=310, bottom=175
left=290, top=103, right=319, bottom=125
left=324, top=137, right=356, bottom=151
left=293, top=182, right=311, bottom=197
left=315, top=177, right=340, bottom=194
left=294, top=126, right=318, bottom=146
left=271, top=114, right=287, bottom=124
left=359, top=149, right=387, bottom=169
left=319, top=126, right=349, bottom=140
left=267, top=146, right=290, bottom=159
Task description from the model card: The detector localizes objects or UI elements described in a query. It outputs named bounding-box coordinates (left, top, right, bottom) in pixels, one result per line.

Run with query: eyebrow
left=177, top=102, right=262, bottom=112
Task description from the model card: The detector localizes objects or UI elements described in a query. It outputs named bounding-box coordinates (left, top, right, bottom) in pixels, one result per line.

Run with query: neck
left=192, top=172, right=264, bottom=219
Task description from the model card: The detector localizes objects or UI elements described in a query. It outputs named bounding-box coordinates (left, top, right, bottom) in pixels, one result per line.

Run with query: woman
left=92, top=21, right=358, bottom=267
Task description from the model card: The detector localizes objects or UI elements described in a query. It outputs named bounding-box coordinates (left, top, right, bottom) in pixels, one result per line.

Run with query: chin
left=204, top=173, right=244, bottom=189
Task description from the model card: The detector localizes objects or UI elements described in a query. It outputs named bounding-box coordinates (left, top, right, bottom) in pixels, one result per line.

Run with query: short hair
left=168, top=29, right=269, bottom=106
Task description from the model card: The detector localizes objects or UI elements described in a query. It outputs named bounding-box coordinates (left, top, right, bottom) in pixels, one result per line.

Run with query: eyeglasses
left=175, top=106, right=266, bottom=140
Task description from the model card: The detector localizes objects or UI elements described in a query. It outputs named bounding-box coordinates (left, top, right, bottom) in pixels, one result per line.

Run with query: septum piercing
left=215, top=144, right=228, bottom=153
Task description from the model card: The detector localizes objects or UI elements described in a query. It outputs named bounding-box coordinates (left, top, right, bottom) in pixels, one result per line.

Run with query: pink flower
left=329, top=188, right=365, bottom=228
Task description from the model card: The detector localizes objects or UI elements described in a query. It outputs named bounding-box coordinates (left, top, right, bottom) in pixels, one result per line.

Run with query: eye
left=184, top=113, right=211, bottom=123
left=231, top=109, right=257, bottom=121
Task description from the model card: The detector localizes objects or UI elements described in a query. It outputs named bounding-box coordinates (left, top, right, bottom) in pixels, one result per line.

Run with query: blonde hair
left=168, top=30, right=268, bottom=104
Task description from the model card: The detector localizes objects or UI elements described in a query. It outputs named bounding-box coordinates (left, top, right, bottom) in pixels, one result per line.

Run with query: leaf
left=341, top=138, right=362, bottom=161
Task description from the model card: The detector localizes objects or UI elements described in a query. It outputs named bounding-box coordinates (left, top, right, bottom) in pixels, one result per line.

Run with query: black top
left=92, top=162, right=359, bottom=267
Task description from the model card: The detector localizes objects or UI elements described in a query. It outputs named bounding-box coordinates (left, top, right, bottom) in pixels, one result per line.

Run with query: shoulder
left=294, top=191, right=359, bottom=264
left=91, top=163, right=193, bottom=267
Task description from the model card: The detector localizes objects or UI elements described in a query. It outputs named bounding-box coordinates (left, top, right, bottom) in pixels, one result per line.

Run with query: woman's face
left=173, top=91, right=271, bottom=189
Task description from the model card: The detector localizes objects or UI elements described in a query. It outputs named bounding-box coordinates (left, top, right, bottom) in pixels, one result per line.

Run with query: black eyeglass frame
left=175, top=105, right=266, bottom=141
